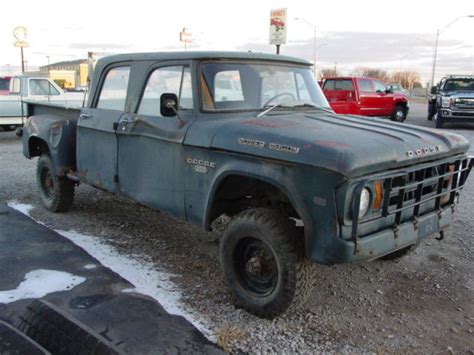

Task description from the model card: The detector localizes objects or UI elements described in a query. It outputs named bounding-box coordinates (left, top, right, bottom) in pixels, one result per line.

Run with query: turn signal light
left=373, top=181, right=384, bottom=210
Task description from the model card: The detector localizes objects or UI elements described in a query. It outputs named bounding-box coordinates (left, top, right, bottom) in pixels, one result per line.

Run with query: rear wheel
left=391, top=104, right=407, bottom=122
left=220, top=208, right=315, bottom=318
left=37, top=154, right=75, bottom=212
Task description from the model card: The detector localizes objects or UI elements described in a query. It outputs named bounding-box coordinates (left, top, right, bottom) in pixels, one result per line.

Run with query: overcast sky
left=1, top=0, right=473, bottom=84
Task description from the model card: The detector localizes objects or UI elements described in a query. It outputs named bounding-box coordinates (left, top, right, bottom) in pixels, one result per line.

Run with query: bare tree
left=352, top=67, right=389, bottom=81
left=319, top=68, right=339, bottom=79
left=390, top=71, right=421, bottom=90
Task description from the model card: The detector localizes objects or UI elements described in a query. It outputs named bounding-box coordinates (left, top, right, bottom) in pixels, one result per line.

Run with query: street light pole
left=295, top=17, right=317, bottom=77
left=430, top=15, right=474, bottom=88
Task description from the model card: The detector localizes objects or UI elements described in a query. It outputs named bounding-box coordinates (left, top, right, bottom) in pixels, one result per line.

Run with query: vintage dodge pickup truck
left=21, top=52, right=473, bottom=318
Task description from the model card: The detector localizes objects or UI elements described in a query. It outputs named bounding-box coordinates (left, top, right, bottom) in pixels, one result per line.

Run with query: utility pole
left=430, top=15, right=474, bottom=87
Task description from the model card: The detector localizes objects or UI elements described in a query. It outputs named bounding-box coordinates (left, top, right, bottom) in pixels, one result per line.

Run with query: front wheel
left=220, top=208, right=315, bottom=318
left=1, top=125, right=17, bottom=132
left=390, top=104, right=407, bottom=122
left=37, top=154, right=75, bottom=212
left=434, top=112, right=444, bottom=128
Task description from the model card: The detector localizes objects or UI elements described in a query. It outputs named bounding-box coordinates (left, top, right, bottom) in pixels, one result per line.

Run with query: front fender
left=22, top=115, right=77, bottom=176
left=183, top=146, right=347, bottom=263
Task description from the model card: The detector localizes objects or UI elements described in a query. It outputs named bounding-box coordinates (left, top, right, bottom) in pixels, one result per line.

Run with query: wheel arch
left=204, top=169, right=307, bottom=230
left=27, top=135, right=51, bottom=158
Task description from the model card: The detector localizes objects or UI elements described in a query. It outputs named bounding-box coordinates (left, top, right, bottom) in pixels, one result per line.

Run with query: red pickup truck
left=322, top=77, right=409, bottom=122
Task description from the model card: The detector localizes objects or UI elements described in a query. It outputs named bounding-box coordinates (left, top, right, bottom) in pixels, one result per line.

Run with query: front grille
left=381, top=158, right=471, bottom=224
left=349, top=156, right=473, bottom=249
left=453, top=112, right=474, bottom=117
left=454, top=98, right=474, bottom=110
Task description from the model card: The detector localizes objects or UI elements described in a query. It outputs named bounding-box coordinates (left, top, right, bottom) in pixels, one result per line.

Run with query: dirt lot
left=1, top=102, right=473, bottom=353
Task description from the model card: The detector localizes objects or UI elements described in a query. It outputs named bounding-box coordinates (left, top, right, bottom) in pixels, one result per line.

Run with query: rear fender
left=23, top=114, right=77, bottom=176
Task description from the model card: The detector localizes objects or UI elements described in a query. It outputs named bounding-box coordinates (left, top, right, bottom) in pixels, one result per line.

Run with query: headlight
left=358, top=188, right=371, bottom=217
left=441, top=96, right=451, bottom=107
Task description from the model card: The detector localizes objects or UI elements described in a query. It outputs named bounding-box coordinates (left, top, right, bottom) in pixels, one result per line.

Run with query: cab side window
left=30, top=79, right=60, bottom=96
left=96, top=67, right=130, bottom=111
left=138, top=66, right=193, bottom=117
left=358, top=79, right=373, bottom=92
left=374, top=80, right=387, bottom=93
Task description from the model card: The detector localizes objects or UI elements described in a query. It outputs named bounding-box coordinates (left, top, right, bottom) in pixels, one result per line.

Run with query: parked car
left=322, top=77, right=409, bottom=121
left=0, top=75, right=69, bottom=131
left=387, top=82, right=410, bottom=97
left=0, top=76, right=11, bottom=95
left=21, top=52, right=472, bottom=318
left=428, top=75, right=474, bottom=128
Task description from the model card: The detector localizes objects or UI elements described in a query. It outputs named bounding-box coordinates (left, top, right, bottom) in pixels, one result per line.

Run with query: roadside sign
left=269, top=8, right=287, bottom=45
left=180, top=28, right=192, bottom=44
left=14, top=40, right=29, bottom=48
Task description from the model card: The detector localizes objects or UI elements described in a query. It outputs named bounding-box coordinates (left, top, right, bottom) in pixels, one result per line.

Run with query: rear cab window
left=323, top=79, right=354, bottom=91
left=96, top=67, right=131, bottom=111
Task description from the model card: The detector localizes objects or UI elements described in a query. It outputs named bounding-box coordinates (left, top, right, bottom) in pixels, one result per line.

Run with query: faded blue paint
left=21, top=52, right=472, bottom=266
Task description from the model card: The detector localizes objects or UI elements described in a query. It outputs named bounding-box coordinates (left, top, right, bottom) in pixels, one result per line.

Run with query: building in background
left=39, top=59, right=88, bottom=90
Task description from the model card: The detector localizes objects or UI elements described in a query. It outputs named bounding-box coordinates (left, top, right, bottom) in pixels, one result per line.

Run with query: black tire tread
left=221, top=208, right=316, bottom=318
left=16, top=299, right=120, bottom=354
left=390, top=104, right=407, bottom=122
left=37, top=154, right=74, bottom=212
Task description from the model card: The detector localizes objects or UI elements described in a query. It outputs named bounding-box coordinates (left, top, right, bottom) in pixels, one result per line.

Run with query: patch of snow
left=0, top=269, right=85, bottom=304
left=56, top=229, right=213, bottom=340
left=8, top=201, right=214, bottom=341
left=8, top=202, right=34, bottom=216
left=83, top=264, right=97, bottom=270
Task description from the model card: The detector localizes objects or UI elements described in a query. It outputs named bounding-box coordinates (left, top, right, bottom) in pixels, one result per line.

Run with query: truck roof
left=441, top=75, right=474, bottom=80
left=96, top=51, right=311, bottom=67
left=322, top=77, right=380, bottom=81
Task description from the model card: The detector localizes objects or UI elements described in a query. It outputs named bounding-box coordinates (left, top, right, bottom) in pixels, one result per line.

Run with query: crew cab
left=428, top=75, right=474, bottom=128
left=21, top=52, right=472, bottom=318
left=322, top=77, right=410, bottom=121
left=0, top=74, right=79, bottom=131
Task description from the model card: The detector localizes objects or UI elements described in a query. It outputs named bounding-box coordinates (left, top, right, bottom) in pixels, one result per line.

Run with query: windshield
left=200, top=62, right=330, bottom=111
left=443, top=79, right=474, bottom=92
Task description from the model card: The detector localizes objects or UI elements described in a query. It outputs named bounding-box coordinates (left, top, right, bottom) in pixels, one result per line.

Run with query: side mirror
left=160, top=93, right=178, bottom=117
left=430, top=86, right=437, bottom=95
left=385, top=87, right=393, bottom=94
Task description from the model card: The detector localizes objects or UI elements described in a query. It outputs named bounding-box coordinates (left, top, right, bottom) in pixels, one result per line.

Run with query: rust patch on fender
left=316, top=140, right=350, bottom=148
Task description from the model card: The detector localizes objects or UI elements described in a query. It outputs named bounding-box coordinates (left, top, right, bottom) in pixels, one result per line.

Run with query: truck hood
left=207, top=112, right=469, bottom=178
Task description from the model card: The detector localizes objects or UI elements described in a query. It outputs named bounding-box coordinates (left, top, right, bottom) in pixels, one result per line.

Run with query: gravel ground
left=1, top=102, right=473, bottom=353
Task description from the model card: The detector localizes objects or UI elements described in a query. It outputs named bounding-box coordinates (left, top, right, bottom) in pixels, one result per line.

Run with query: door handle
left=79, top=113, right=92, bottom=120
left=119, top=116, right=136, bottom=124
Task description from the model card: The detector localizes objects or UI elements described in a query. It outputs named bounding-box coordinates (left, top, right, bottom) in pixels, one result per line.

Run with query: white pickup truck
left=0, top=74, right=83, bottom=131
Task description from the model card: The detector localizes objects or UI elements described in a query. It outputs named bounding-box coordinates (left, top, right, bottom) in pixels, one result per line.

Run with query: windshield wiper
left=257, top=103, right=288, bottom=118
left=291, top=103, right=335, bottom=114
left=257, top=102, right=334, bottom=118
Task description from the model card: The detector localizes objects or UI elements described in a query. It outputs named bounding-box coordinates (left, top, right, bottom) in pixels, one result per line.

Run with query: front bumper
left=439, top=108, right=474, bottom=121
left=335, top=205, right=452, bottom=262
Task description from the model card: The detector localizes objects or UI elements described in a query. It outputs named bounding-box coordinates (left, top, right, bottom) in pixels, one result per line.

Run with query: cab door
left=372, top=79, right=393, bottom=116
left=116, top=62, right=194, bottom=219
left=76, top=65, right=131, bottom=192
